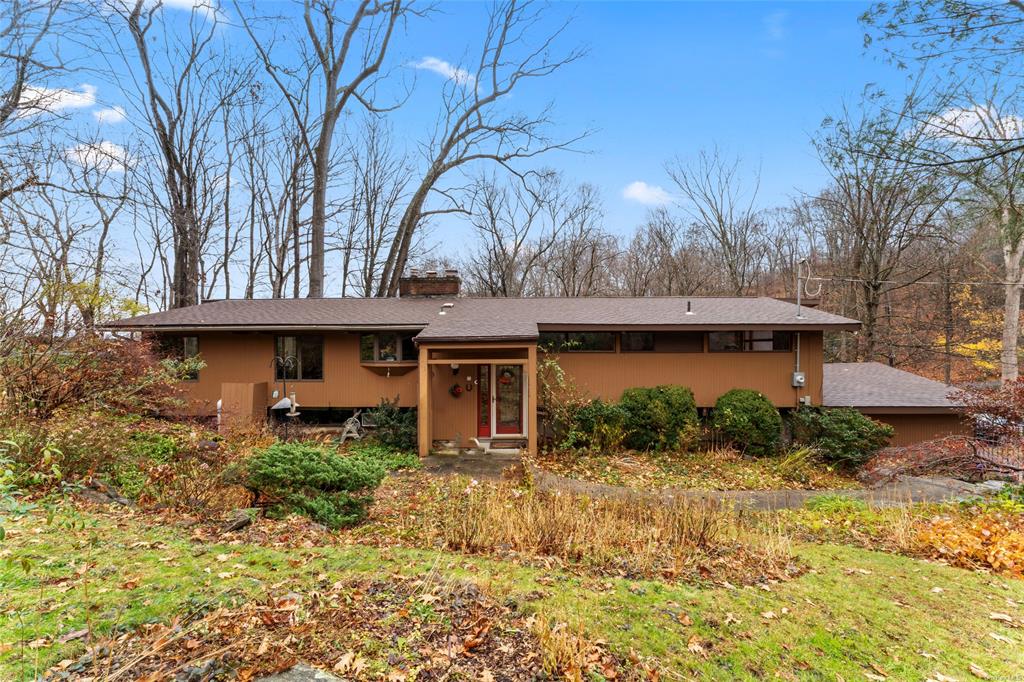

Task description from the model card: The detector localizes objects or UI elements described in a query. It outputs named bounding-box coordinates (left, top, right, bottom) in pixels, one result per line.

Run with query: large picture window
left=708, top=331, right=793, bottom=352
left=359, top=333, right=417, bottom=362
left=275, top=335, right=324, bottom=380
left=538, top=331, right=616, bottom=352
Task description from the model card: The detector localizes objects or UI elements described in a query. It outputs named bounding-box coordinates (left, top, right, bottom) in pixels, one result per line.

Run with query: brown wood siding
left=553, top=331, right=823, bottom=408
left=180, top=332, right=418, bottom=415
left=430, top=365, right=478, bottom=443
left=174, top=331, right=825, bottom=421
left=870, top=413, right=969, bottom=447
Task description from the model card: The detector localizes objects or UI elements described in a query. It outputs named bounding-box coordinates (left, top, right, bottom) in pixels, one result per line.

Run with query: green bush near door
left=619, top=385, right=699, bottom=451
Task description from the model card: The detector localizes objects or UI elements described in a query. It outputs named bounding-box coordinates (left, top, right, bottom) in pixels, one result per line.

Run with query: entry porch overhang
left=417, top=342, right=538, bottom=457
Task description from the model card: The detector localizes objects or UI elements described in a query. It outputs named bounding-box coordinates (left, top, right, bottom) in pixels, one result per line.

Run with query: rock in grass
left=222, top=508, right=258, bottom=532
left=257, top=664, right=342, bottom=681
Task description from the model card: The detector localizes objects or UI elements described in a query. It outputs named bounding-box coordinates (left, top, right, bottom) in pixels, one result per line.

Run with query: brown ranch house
left=105, top=271, right=968, bottom=455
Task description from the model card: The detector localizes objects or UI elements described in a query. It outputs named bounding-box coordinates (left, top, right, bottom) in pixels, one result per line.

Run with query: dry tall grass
left=415, top=478, right=794, bottom=581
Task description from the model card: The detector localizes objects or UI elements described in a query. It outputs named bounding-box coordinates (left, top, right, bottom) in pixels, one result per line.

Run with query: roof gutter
left=534, top=323, right=861, bottom=332
left=100, top=324, right=428, bottom=333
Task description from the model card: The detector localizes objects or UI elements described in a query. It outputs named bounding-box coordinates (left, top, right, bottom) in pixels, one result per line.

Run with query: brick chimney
left=398, top=269, right=461, bottom=298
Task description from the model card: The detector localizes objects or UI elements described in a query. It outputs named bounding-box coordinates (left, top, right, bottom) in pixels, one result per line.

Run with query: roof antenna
left=796, top=257, right=822, bottom=320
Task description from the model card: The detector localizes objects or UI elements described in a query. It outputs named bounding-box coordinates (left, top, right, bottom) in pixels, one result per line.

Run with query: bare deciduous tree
left=240, top=0, right=410, bottom=298
left=340, top=118, right=411, bottom=297
left=921, top=86, right=1024, bottom=382
left=376, top=0, right=587, bottom=296
left=111, top=0, right=250, bottom=308
left=666, top=148, right=767, bottom=295
left=813, top=93, right=957, bottom=362
left=0, top=0, right=72, bottom=205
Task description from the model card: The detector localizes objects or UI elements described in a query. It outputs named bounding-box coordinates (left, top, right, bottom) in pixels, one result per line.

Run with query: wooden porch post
left=417, top=345, right=431, bottom=457
left=527, top=343, right=538, bottom=455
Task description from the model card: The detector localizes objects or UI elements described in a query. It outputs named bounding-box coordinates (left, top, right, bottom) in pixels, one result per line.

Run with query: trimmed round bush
left=565, top=398, right=628, bottom=451
left=790, top=407, right=893, bottom=466
left=619, top=385, right=699, bottom=451
left=711, top=389, right=782, bottom=456
left=245, top=442, right=388, bottom=528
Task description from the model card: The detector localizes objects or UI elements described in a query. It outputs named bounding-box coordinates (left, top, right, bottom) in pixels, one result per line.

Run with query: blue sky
left=40, top=1, right=918, bottom=270
left=389, top=0, right=915, bottom=236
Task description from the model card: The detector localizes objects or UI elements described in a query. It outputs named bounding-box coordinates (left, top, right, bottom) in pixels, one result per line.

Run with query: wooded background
left=3, top=0, right=1024, bottom=385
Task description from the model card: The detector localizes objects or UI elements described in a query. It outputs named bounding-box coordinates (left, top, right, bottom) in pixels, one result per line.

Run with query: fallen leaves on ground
left=535, top=449, right=859, bottom=492
left=41, top=574, right=627, bottom=681
left=918, top=510, right=1024, bottom=579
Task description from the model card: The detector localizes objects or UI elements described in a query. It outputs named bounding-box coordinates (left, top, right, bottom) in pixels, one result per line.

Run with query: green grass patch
left=2, top=503, right=1023, bottom=680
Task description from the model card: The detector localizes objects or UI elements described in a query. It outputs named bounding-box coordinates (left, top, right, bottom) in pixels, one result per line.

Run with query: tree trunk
left=1001, top=242, right=1024, bottom=384
left=292, top=179, right=301, bottom=299
left=942, top=274, right=953, bottom=385
left=307, top=116, right=336, bottom=298
left=861, top=282, right=881, bottom=361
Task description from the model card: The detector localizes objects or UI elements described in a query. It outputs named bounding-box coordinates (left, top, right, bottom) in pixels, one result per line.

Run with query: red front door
left=477, top=364, right=490, bottom=437
left=494, top=365, right=523, bottom=435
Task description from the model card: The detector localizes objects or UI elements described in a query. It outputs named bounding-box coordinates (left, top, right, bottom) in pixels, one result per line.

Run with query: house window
left=621, top=331, right=704, bottom=352
left=158, top=334, right=200, bottom=380
left=708, top=331, right=793, bottom=352
left=181, top=336, right=200, bottom=380
left=275, top=335, right=324, bottom=380
left=621, top=332, right=655, bottom=352
left=359, top=333, right=417, bottom=362
left=538, top=332, right=616, bottom=352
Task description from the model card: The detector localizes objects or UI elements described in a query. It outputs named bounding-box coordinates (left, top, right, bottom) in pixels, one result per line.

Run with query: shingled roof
left=104, top=296, right=860, bottom=340
left=823, top=362, right=961, bottom=410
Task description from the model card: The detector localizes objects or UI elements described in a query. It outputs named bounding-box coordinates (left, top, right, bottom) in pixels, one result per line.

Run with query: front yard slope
left=1, top=506, right=1022, bottom=680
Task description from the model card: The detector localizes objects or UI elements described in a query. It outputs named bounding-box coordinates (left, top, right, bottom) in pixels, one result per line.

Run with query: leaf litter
left=41, top=573, right=638, bottom=681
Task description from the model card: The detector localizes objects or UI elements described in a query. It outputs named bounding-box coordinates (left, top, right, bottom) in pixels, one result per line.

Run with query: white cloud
left=104, top=0, right=224, bottom=22
left=925, top=105, right=1024, bottom=142
left=66, top=141, right=133, bottom=173
left=19, top=84, right=97, bottom=115
left=93, top=105, right=127, bottom=125
left=413, top=56, right=475, bottom=86
left=623, top=181, right=671, bottom=206
left=763, top=10, right=787, bottom=42
left=161, top=0, right=223, bottom=21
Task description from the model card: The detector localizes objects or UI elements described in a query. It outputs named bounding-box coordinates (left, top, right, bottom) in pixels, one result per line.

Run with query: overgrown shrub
left=346, top=441, right=421, bottom=471
left=0, top=411, right=134, bottom=487
left=128, top=432, right=179, bottom=463
left=711, top=389, right=782, bottom=456
left=563, top=399, right=627, bottom=452
left=0, top=335, right=201, bottom=419
left=245, top=442, right=388, bottom=528
left=618, top=385, right=699, bottom=451
left=367, top=397, right=417, bottom=451
left=790, top=407, right=893, bottom=466
left=770, top=446, right=819, bottom=485
left=421, top=477, right=794, bottom=582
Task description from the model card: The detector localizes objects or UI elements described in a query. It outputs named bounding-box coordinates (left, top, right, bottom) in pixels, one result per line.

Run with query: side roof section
left=823, top=362, right=962, bottom=410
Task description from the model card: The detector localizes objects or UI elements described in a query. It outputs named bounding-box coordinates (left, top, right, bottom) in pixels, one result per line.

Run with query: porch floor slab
left=420, top=452, right=521, bottom=480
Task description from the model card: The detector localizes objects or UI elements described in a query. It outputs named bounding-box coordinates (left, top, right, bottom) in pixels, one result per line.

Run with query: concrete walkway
left=530, top=466, right=1005, bottom=510
left=415, top=451, right=1007, bottom=509
left=421, top=452, right=522, bottom=479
